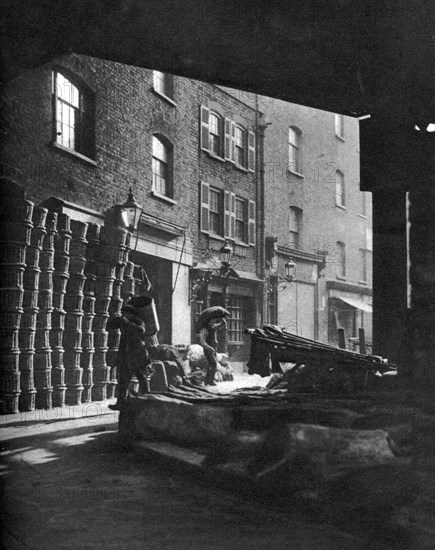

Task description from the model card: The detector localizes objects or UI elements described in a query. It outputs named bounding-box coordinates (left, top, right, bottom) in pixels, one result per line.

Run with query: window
left=200, top=182, right=256, bottom=244
left=335, top=170, right=345, bottom=207
left=360, top=192, right=367, bottom=216
left=52, top=70, right=94, bottom=159
left=153, top=71, right=174, bottom=101
left=336, top=241, right=346, bottom=278
left=335, top=114, right=345, bottom=139
left=289, top=206, right=302, bottom=248
left=209, top=112, right=223, bottom=157
left=200, top=106, right=256, bottom=171
left=227, top=296, right=246, bottom=343
left=359, top=248, right=368, bottom=282
left=209, top=187, right=223, bottom=234
left=235, top=198, right=246, bottom=241
left=152, top=135, right=173, bottom=197
left=288, top=127, right=302, bottom=173
left=234, top=125, right=247, bottom=168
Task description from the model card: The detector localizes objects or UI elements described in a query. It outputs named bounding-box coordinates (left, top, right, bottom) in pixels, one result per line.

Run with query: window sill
left=336, top=275, right=347, bottom=281
left=234, top=240, right=249, bottom=248
left=151, top=190, right=178, bottom=205
left=335, top=134, right=345, bottom=142
left=358, top=280, right=368, bottom=285
left=152, top=88, right=177, bottom=107
left=287, top=168, right=304, bottom=178
left=335, top=204, right=347, bottom=210
left=51, top=142, right=97, bottom=166
left=358, top=213, right=367, bottom=219
left=234, top=163, right=249, bottom=173
left=207, top=233, right=226, bottom=242
left=206, top=151, right=226, bottom=163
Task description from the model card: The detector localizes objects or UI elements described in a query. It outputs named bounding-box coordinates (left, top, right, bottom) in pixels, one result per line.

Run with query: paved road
left=0, top=405, right=384, bottom=550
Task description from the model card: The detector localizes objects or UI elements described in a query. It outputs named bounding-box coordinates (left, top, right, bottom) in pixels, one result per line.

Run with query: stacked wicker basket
left=92, top=226, right=130, bottom=401
left=51, top=213, right=71, bottom=407
left=0, top=197, right=34, bottom=414
left=63, top=220, right=88, bottom=406
left=34, top=211, right=57, bottom=409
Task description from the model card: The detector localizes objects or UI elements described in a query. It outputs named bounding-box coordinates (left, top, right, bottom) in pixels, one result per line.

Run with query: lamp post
left=119, top=188, right=142, bottom=233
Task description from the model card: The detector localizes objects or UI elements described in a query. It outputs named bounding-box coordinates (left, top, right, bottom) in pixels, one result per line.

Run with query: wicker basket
left=65, top=312, right=83, bottom=331
left=0, top=310, right=22, bottom=330
left=91, top=383, right=107, bottom=401
left=0, top=243, right=27, bottom=266
left=54, top=234, right=71, bottom=255
left=34, top=329, right=50, bottom=349
left=81, top=331, right=94, bottom=350
left=52, top=291, right=65, bottom=311
left=82, top=296, right=95, bottom=315
left=22, top=289, right=38, bottom=309
left=0, top=199, right=34, bottom=223
left=106, top=348, right=119, bottom=366
left=35, top=390, right=53, bottom=411
left=86, top=223, right=100, bottom=242
left=81, top=350, right=94, bottom=369
left=109, top=297, right=123, bottom=316
left=2, top=351, right=20, bottom=370
left=19, top=364, right=35, bottom=388
left=19, top=389, right=36, bottom=412
left=39, top=270, right=53, bottom=290
left=45, top=211, right=58, bottom=233
left=0, top=330, right=19, bottom=350
left=53, top=274, right=69, bottom=294
left=49, top=329, right=64, bottom=349
left=0, top=266, right=25, bottom=288
left=63, top=350, right=82, bottom=369
left=69, top=240, right=87, bottom=258
left=124, top=261, right=134, bottom=278
left=121, top=278, right=135, bottom=297
left=51, top=310, right=66, bottom=330
left=51, top=386, right=66, bottom=408
left=32, top=206, right=48, bottom=229
left=64, top=293, right=84, bottom=312
left=0, top=288, right=24, bottom=310
left=51, top=348, right=64, bottom=367
left=95, top=296, right=111, bottom=315
left=83, top=276, right=96, bottom=296
left=100, top=226, right=129, bottom=247
left=98, top=244, right=128, bottom=266
left=95, top=277, right=115, bottom=297
left=43, top=233, right=55, bottom=251
left=54, top=254, right=70, bottom=274
left=94, top=330, right=108, bottom=348
left=93, top=314, right=109, bottom=331
left=19, top=349, right=35, bottom=371
left=107, top=328, right=121, bottom=349
left=82, top=315, right=94, bottom=333
left=95, top=263, right=116, bottom=279
left=112, top=281, right=123, bottom=300
left=19, top=329, right=35, bottom=350
left=20, top=310, right=37, bottom=330
left=0, top=369, right=20, bottom=394
left=67, top=274, right=86, bottom=295
left=64, top=367, right=83, bottom=386
left=92, top=363, right=110, bottom=382
left=63, top=329, right=82, bottom=349
left=38, top=289, right=53, bottom=310
left=36, top=310, right=52, bottom=329
left=52, top=364, right=65, bottom=385
left=0, top=222, right=32, bottom=245
left=23, top=267, right=41, bottom=290
left=39, top=250, right=55, bottom=271
left=30, top=228, right=46, bottom=250
left=25, top=247, right=40, bottom=268
left=93, top=348, right=108, bottom=366
left=115, top=264, right=125, bottom=281
left=70, top=220, right=88, bottom=240
left=33, top=351, right=52, bottom=370
left=57, top=213, right=71, bottom=234
left=69, top=256, right=86, bottom=275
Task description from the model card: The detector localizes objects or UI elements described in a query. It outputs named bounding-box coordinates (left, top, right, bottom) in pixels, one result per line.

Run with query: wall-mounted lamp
left=219, top=239, right=233, bottom=271
left=284, top=258, right=296, bottom=282
left=120, top=188, right=142, bottom=232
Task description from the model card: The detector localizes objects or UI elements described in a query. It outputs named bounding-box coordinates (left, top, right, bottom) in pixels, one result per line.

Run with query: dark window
left=336, top=241, right=346, bottom=278
left=234, top=125, right=247, bottom=168
left=227, top=295, right=246, bottom=343
left=209, top=187, right=223, bottom=234
left=209, top=112, right=223, bottom=156
left=52, top=70, right=94, bottom=158
left=153, top=71, right=174, bottom=100
left=359, top=248, right=368, bottom=282
left=235, top=197, right=246, bottom=241
left=152, top=135, right=173, bottom=197
left=289, top=206, right=302, bottom=248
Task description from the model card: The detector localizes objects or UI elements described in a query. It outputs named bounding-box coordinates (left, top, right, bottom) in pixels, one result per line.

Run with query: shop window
left=152, top=135, right=173, bottom=198
left=52, top=70, right=95, bottom=159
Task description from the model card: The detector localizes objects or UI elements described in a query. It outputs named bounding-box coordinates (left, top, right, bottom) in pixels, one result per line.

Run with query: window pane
left=228, top=296, right=246, bottom=343
left=209, top=113, right=221, bottom=156
left=152, top=157, right=167, bottom=195
left=209, top=188, right=221, bottom=234
left=235, top=198, right=245, bottom=241
left=153, top=136, right=167, bottom=162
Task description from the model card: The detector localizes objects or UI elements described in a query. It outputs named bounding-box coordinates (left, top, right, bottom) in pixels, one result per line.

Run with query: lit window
left=336, top=241, right=346, bottom=278
left=209, top=113, right=223, bottom=156
left=227, top=296, right=246, bottom=343
left=335, top=114, right=345, bottom=138
left=289, top=206, right=302, bottom=248
left=288, top=127, right=301, bottom=173
left=153, top=71, right=174, bottom=100
left=209, top=188, right=222, bottom=234
left=335, top=171, right=345, bottom=206
left=234, top=126, right=247, bottom=167
left=152, top=135, right=172, bottom=197
left=52, top=70, right=94, bottom=158
left=235, top=198, right=246, bottom=241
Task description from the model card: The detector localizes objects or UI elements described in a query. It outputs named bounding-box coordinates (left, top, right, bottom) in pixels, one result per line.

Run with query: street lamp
left=284, top=258, right=296, bottom=282
left=120, top=188, right=142, bottom=232
left=219, top=239, right=233, bottom=269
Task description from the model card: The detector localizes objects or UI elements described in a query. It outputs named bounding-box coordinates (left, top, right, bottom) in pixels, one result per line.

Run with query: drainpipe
left=256, top=96, right=268, bottom=325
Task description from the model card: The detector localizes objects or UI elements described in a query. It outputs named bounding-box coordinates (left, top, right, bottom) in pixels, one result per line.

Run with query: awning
left=334, top=296, right=372, bottom=314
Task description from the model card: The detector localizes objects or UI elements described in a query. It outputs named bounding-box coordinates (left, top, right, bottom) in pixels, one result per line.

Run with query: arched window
left=335, top=170, right=345, bottom=206
left=288, top=127, right=302, bottom=174
left=52, top=70, right=95, bottom=158
left=152, top=135, right=173, bottom=197
left=153, top=71, right=174, bottom=100
left=336, top=241, right=346, bottom=278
